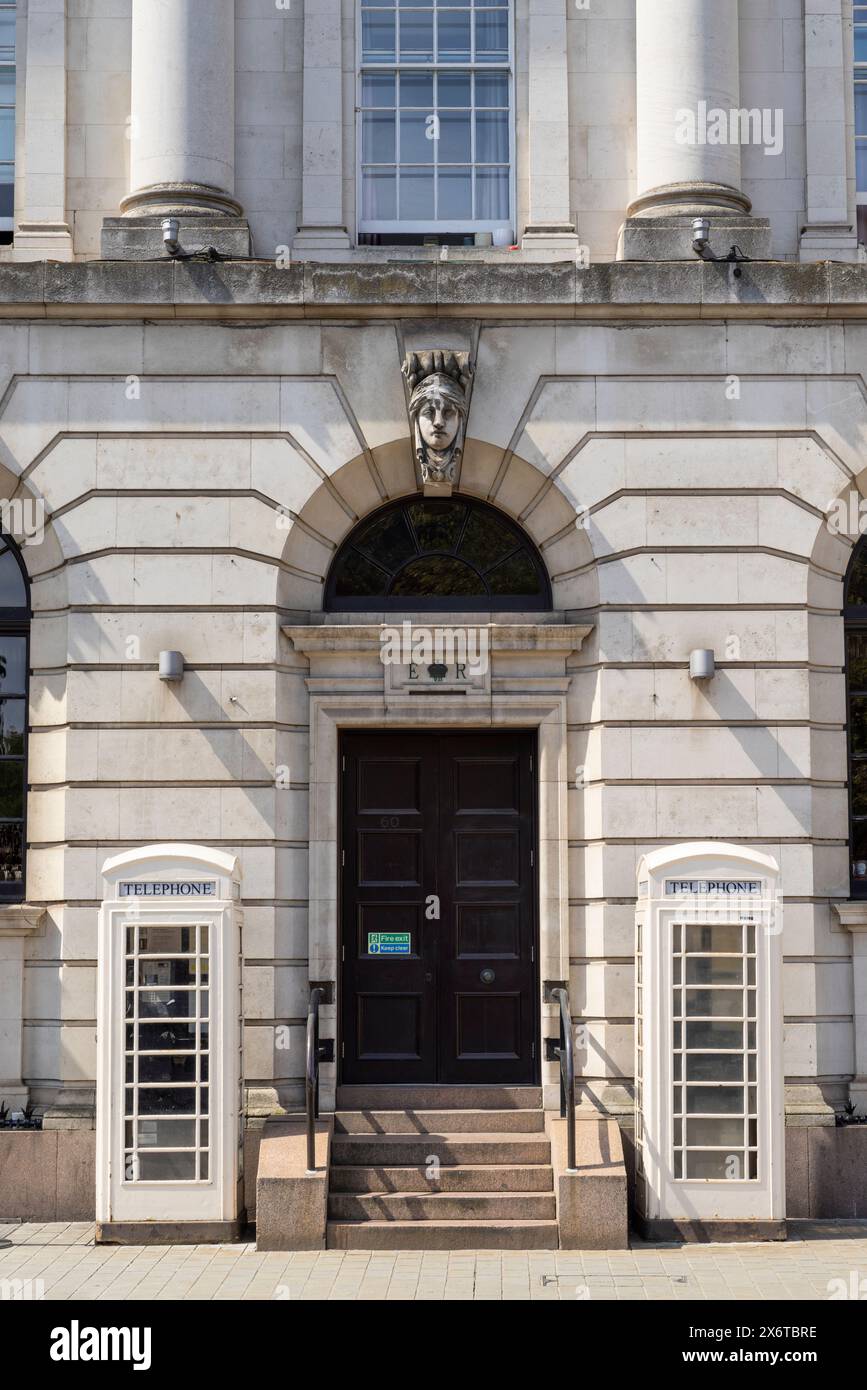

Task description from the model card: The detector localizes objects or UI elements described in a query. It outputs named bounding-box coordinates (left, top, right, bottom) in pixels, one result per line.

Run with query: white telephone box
left=635, top=842, right=784, bottom=1235
left=96, top=844, right=244, bottom=1242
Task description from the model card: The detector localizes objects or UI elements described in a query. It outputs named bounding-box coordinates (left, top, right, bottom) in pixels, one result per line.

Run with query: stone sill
left=0, top=258, right=865, bottom=320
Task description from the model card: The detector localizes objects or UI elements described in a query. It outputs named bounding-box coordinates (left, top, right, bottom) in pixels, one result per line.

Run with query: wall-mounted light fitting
left=161, top=218, right=225, bottom=263
left=689, top=648, right=715, bottom=681
left=691, top=217, right=749, bottom=274
left=691, top=217, right=711, bottom=258
left=159, top=650, right=185, bottom=682
left=162, top=217, right=182, bottom=257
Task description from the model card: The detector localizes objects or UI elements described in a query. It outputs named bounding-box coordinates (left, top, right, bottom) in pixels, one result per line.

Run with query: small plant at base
left=836, top=1100, right=867, bottom=1127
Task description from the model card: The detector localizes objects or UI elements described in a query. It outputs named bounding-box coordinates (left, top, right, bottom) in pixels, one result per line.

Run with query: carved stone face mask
left=408, top=371, right=467, bottom=485
left=417, top=390, right=460, bottom=454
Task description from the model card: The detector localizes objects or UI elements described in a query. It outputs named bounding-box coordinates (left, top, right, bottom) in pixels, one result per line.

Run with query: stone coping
left=0, top=258, right=866, bottom=320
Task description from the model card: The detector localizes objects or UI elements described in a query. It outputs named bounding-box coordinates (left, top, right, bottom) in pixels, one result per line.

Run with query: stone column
left=521, top=0, right=578, bottom=251
left=619, top=0, right=769, bottom=260
left=800, top=0, right=858, bottom=262
left=102, top=0, right=250, bottom=258
left=292, top=0, right=350, bottom=254
left=14, top=0, right=73, bottom=261
left=0, top=908, right=45, bottom=1113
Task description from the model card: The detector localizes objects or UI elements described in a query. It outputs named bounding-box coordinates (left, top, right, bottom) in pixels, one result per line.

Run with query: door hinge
left=530, top=754, right=533, bottom=772
left=531, top=1041, right=535, bottom=1058
left=342, top=754, right=346, bottom=773
left=530, top=849, right=534, bottom=868
left=342, top=944, right=345, bottom=962
left=341, top=849, right=345, bottom=867
left=531, top=944, right=534, bottom=963
left=341, top=1041, right=345, bottom=1058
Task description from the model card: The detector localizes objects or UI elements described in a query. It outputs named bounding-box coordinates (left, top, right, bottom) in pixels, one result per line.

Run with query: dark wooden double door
left=340, top=731, right=538, bottom=1085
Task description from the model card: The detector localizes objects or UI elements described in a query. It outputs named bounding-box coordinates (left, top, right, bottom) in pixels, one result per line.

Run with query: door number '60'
left=380, top=816, right=400, bottom=827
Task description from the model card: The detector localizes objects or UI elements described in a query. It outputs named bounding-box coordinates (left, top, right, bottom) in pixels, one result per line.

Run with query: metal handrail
left=551, top=987, right=576, bottom=1172
left=305, top=986, right=326, bottom=1172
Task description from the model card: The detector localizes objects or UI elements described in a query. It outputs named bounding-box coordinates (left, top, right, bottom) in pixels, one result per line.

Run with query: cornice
left=833, top=901, right=867, bottom=932
left=283, top=622, right=594, bottom=657
left=0, top=904, right=46, bottom=937
left=0, top=258, right=863, bottom=322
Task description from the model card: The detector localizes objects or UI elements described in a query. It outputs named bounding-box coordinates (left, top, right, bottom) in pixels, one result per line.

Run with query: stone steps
left=329, top=1163, right=554, bottom=1193
left=326, top=1219, right=559, bottom=1251
left=258, top=1109, right=628, bottom=1253
left=330, top=1131, right=552, bottom=1167
left=335, top=1085, right=542, bottom=1111
left=326, top=1096, right=557, bottom=1249
left=328, top=1191, right=557, bottom=1221
left=334, top=1108, right=546, bottom=1134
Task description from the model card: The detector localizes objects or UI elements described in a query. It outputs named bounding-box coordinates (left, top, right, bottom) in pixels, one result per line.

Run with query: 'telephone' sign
left=665, top=879, right=762, bottom=896
left=119, top=881, right=216, bottom=897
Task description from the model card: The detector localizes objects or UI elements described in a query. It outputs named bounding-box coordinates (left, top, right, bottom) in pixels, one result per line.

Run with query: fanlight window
left=325, top=495, right=550, bottom=611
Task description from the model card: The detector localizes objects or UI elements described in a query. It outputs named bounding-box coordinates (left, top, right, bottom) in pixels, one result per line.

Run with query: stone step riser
left=326, top=1221, right=559, bottom=1251
left=329, top=1164, right=554, bottom=1194
left=334, top=1109, right=546, bottom=1135
left=328, top=1193, right=557, bottom=1221
left=331, top=1137, right=552, bottom=1166
left=335, top=1086, right=543, bottom=1111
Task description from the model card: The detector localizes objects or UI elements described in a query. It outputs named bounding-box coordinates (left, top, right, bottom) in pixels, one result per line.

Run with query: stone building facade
left=0, top=0, right=866, bottom=1243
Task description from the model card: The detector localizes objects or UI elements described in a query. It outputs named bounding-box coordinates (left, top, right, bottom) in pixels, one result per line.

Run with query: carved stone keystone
left=401, top=350, right=474, bottom=496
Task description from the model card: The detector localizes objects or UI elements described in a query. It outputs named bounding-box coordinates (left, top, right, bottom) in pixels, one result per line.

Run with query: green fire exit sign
left=367, top=932, right=411, bottom=955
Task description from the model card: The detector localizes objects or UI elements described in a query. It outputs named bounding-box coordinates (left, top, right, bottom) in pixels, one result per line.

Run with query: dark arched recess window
left=846, top=539, right=867, bottom=894
left=0, top=535, right=29, bottom=899
left=325, top=495, right=551, bottom=612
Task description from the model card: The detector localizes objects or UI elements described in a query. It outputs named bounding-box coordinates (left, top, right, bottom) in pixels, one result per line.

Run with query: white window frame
left=356, top=0, right=516, bottom=240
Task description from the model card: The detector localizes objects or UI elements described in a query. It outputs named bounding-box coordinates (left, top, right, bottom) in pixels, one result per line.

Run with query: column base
left=292, top=225, right=352, bottom=254
left=0, top=1084, right=28, bottom=1110
left=101, top=213, right=251, bottom=260
left=784, top=1082, right=840, bottom=1127
left=618, top=211, right=772, bottom=261
left=41, top=1086, right=95, bottom=1132
left=120, top=181, right=244, bottom=219
left=11, top=222, right=74, bottom=262
left=245, top=1085, right=288, bottom=1119
left=799, top=221, right=860, bottom=263
left=521, top=223, right=580, bottom=252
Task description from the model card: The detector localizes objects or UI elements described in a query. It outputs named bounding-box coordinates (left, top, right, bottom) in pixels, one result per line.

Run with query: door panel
left=439, top=735, right=536, bottom=1083
left=340, top=731, right=537, bottom=1084
left=341, top=737, right=438, bottom=1084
